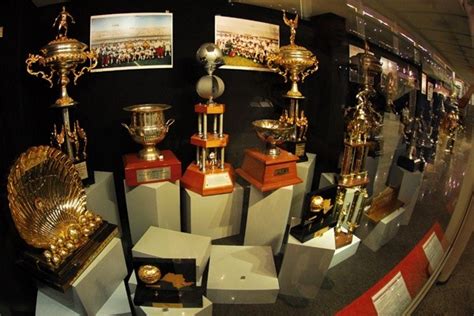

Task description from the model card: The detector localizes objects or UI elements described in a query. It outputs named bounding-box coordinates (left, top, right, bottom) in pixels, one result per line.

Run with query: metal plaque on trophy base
left=237, top=148, right=301, bottom=192
left=181, top=162, right=234, bottom=196
left=123, top=150, right=181, bottom=187
left=281, top=140, right=308, bottom=162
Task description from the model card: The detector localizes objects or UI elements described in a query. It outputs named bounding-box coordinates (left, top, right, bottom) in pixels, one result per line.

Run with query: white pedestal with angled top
left=289, top=153, right=316, bottom=218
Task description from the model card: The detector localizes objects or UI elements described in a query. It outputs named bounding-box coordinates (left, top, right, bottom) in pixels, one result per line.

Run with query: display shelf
left=244, top=184, right=294, bottom=254
left=132, top=227, right=211, bottom=282
left=207, top=245, right=279, bottom=304
left=289, top=153, right=316, bottom=219
left=183, top=183, right=244, bottom=240
left=124, top=180, right=181, bottom=244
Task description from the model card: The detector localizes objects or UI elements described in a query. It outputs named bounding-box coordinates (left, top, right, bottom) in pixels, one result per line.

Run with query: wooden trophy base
left=236, top=148, right=302, bottom=192
left=335, top=230, right=353, bottom=249
left=123, top=150, right=182, bottom=187
left=181, top=163, right=234, bottom=196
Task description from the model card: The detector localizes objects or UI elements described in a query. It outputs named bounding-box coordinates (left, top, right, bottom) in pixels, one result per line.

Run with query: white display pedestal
left=183, top=184, right=244, bottom=240
left=289, top=153, right=316, bottom=219
left=124, top=180, right=181, bottom=244
left=132, top=227, right=211, bottom=282
left=207, top=245, right=279, bottom=304
left=360, top=207, right=406, bottom=252
left=397, top=168, right=423, bottom=225
left=86, top=171, right=121, bottom=233
left=37, top=238, right=127, bottom=315
left=319, top=172, right=336, bottom=188
left=244, top=185, right=294, bottom=254
left=128, top=274, right=212, bottom=316
left=328, top=233, right=361, bottom=269
left=365, top=156, right=379, bottom=197
left=279, top=229, right=334, bottom=299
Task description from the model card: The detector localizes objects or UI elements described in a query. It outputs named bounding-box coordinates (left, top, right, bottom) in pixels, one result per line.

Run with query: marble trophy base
left=128, top=274, right=213, bottom=316
left=358, top=207, right=406, bottom=252
left=207, top=245, right=279, bottom=304
left=279, top=229, right=334, bottom=299
left=124, top=180, right=181, bottom=244
left=36, top=238, right=127, bottom=315
left=289, top=153, right=316, bottom=219
left=86, top=171, right=121, bottom=234
left=183, top=184, right=244, bottom=240
left=132, top=227, right=211, bottom=283
left=244, top=184, right=294, bottom=254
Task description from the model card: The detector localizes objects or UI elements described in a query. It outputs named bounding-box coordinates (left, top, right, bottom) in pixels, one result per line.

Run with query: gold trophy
left=333, top=42, right=382, bottom=248
left=26, top=6, right=97, bottom=185
left=267, top=11, right=318, bottom=161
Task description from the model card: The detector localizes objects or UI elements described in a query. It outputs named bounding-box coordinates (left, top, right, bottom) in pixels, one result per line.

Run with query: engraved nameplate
left=136, top=166, right=171, bottom=183
left=204, top=173, right=232, bottom=189
left=274, top=168, right=289, bottom=176
left=295, top=142, right=306, bottom=157
left=75, top=161, right=89, bottom=180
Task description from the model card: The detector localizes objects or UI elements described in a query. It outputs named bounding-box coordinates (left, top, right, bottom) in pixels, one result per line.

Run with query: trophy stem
left=266, top=143, right=280, bottom=157
left=139, top=145, right=162, bottom=161
left=62, top=108, right=75, bottom=160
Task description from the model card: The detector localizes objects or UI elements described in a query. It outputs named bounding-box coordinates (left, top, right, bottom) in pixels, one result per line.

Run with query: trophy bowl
left=122, top=104, right=175, bottom=161
left=252, top=119, right=294, bottom=157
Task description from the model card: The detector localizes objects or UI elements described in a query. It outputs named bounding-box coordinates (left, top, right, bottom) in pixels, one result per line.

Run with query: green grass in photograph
left=223, top=55, right=265, bottom=69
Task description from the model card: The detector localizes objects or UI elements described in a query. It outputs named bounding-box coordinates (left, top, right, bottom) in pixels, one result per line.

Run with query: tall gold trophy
left=267, top=11, right=318, bottom=161
left=26, top=7, right=97, bottom=185
left=333, top=42, right=382, bottom=248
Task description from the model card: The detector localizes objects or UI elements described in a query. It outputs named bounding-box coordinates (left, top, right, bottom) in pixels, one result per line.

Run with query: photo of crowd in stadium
left=215, top=16, right=279, bottom=71
left=90, top=13, right=172, bottom=72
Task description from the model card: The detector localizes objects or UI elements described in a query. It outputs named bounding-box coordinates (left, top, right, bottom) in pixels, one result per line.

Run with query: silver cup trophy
left=252, top=119, right=294, bottom=157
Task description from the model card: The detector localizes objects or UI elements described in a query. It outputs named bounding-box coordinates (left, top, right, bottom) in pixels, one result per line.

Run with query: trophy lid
left=123, top=104, right=172, bottom=112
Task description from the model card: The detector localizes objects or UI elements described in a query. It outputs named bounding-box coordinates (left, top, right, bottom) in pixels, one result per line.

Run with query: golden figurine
left=138, top=265, right=162, bottom=284
left=52, top=6, right=75, bottom=39
left=283, top=10, right=298, bottom=45
left=76, top=121, right=88, bottom=160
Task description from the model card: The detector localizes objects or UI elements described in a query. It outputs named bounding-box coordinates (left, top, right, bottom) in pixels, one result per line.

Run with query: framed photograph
left=421, top=73, right=427, bottom=95
left=215, top=16, right=279, bottom=71
left=90, top=13, right=173, bottom=72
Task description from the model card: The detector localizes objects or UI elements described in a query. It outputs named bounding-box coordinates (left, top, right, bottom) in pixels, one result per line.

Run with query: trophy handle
left=121, top=123, right=132, bottom=135
left=72, top=51, right=98, bottom=85
left=26, top=54, right=54, bottom=88
left=301, top=62, right=318, bottom=82
left=165, top=119, right=175, bottom=131
left=267, top=56, right=288, bottom=83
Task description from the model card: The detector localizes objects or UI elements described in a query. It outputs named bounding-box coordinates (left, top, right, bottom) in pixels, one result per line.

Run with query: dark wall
left=0, top=1, right=348, bottom=313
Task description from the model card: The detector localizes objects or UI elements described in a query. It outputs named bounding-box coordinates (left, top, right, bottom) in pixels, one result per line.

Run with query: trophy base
left=335, top=230, right=353, bottom=249
left=123, top=150, right=182, bottom=187
left=18, top=222, right=118, bottom=292
left=281, top=140, right=308, bottom=162
left=397, top=155, right=424, bottom=172
left=181, top=163, right=234, bottom=196
left=290, top=220, right=336, bottom=243
left=236, top=148, right=302, bottom=192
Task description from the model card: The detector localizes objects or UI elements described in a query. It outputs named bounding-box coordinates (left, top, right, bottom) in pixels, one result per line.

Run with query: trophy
left=26, top=6, right=97, bottom=185
left=442, top=93, right=460, bottom=153
left=236, top=119, right=302, bottom=192
left=122, top=104, right=181, bottom=186
left=7, top=146, right=117, bottom=291
left=181, top=43, right=234, bottom=196
left=267, top=11, right=318, bottom=161
left=332, top=42, right=382, bottom=248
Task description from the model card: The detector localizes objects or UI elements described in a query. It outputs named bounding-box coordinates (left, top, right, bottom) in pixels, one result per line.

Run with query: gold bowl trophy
left=333, top=42, right=382, bottom=248
left=122, top=104, right=181, bottom=186
left=7, top=146, right=117, bottom=291
left=267, top=11, right=318, bottom=162
left=26, top=7, right=97, bottom=185
left=181, top=43, right=234, bottom=196
left=237, top=119, right=302, bottom=192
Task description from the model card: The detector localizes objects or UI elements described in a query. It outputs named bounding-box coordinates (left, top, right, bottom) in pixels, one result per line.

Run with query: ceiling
left=30, top=0, right=473, bottom=84
left=235, top=0, right=474, bottom=85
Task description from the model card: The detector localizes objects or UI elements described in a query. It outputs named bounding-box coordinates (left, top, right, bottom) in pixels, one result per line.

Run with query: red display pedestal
left=123, top=150, right=181, bottom=187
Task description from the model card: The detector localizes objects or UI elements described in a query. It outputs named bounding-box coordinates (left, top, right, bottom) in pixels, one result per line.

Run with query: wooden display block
left=237, top=148, right=302, bottom=192
left=181, top=163, right=234, bottom=196
left=190, top=134, right=229, bottom=148
left=195, top=103, right=225, bottom=114
left=123, top=150, right=181, bottom=187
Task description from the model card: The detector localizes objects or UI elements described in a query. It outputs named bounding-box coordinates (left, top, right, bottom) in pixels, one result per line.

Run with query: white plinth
left=361, top=207, right=406, bottom=252
left=183, top=184, right=244, bottom=240
left=289, top=153, right=316, bottom=218
left=125, top=180, right=181, bottom=244
left=319, top=172, right=336, bottom=188
left=86, top=171, right=121, bottom=234
left=244, top=185, right=293, bottom=254
left=37, top=238, right=127, bottom=315
left=132, top=227, right=211, bottom=282
left=279, top=229, right=335, bottom=299
left=328, top=233, right=361, bottom=269
left=397, top=168, right=423, bottom=225
left=365, top=156, right=379, bottom=197
left=207, top=245, right=279, bottom=304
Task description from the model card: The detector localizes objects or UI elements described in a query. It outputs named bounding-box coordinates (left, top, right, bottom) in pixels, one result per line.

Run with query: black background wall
left=0, top=0, right=348, bottom=313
